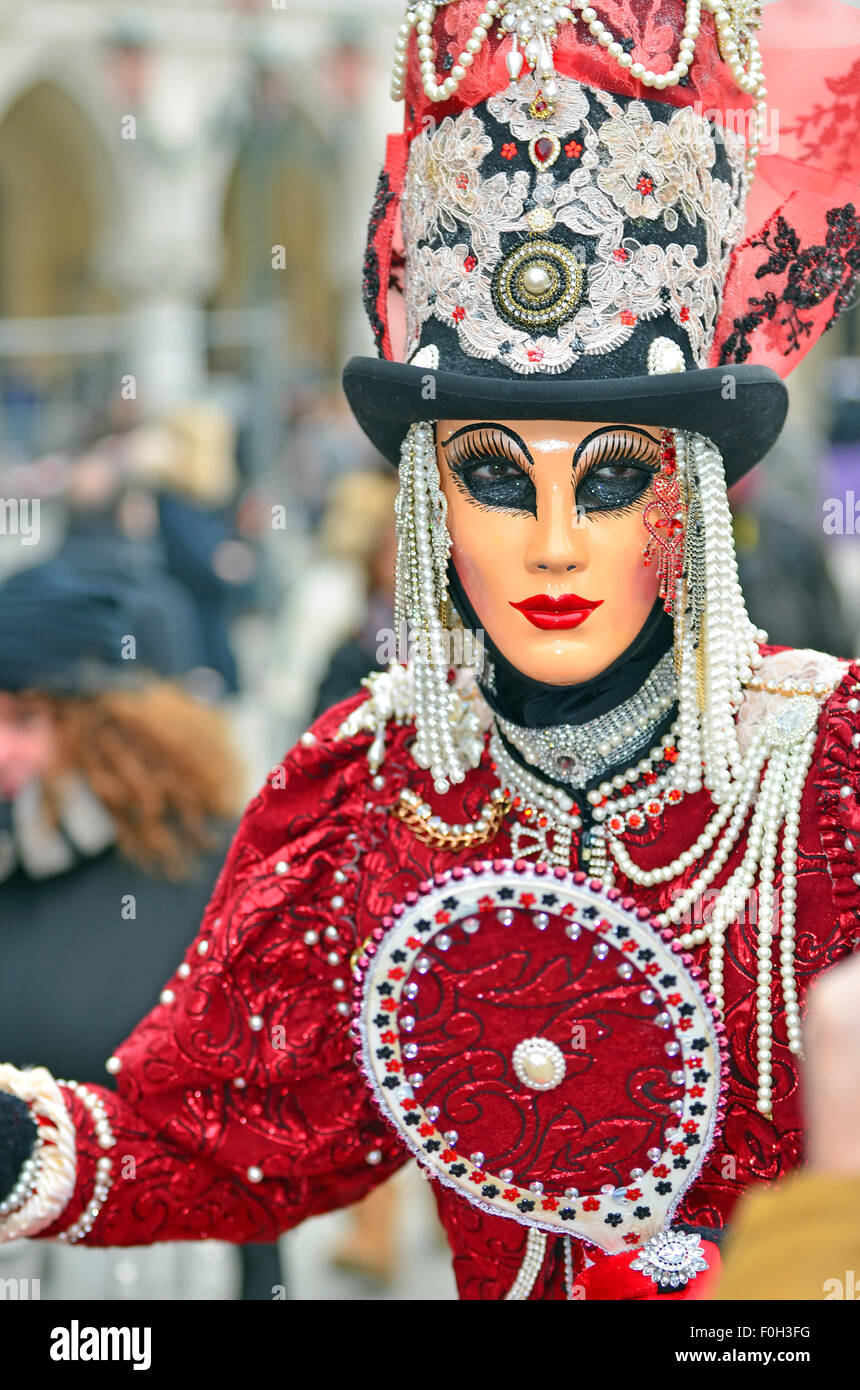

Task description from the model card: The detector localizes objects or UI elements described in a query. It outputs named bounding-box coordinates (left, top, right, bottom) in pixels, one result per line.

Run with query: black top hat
left=343, top=0, right=860, bottom=483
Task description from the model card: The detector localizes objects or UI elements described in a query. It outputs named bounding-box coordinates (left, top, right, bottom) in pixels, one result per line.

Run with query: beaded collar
left=494, top=648, right=677, bottom=789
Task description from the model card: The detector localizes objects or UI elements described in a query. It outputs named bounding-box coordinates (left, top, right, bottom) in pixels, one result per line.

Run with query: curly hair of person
left=43, top=683, right=244, bottom=880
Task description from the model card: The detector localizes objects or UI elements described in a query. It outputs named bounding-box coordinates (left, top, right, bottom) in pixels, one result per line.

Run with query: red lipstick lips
left=509, top=592, right=604, bottom=630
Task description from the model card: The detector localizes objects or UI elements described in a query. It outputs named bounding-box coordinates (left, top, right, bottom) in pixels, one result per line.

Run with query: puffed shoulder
left=105, top=686, right=425, bottom=1101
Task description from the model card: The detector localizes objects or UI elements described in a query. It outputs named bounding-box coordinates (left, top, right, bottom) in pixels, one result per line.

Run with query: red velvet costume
left=37, top=646, right=860, bottom=1299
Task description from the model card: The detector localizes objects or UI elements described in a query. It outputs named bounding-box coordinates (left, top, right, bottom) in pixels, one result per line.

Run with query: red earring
left=643, top=428, right=685, bottom=617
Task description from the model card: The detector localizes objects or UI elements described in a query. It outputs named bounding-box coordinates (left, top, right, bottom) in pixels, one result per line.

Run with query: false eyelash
left=444, top=428, right=531, bottom=473
left=579, top=429, right=660, bottom=471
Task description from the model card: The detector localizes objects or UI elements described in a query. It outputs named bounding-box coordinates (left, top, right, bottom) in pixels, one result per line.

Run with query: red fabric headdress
left=366, top=0, right=860, bottom=376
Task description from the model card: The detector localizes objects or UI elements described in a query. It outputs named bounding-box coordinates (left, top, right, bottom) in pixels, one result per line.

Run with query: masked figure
left=2, top=0, right=860, bottom=1301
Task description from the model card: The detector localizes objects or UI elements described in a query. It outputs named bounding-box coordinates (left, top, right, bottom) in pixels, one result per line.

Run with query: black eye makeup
left=441, top=423, right=537, bottom=516
left=573, top=427, right=660, bottom=517
left=439, top=423, right=659, bottom=519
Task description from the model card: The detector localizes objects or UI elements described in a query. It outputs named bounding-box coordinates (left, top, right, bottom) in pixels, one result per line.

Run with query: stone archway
left=213, top=91, right=339, bottom=375
left=0, top=79, right=117, bottom=325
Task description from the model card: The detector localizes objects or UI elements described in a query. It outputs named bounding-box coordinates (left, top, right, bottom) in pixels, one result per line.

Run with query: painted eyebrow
left=572, top=425, right=662, bottom=467
left=440, top=422, right=535, bottom=465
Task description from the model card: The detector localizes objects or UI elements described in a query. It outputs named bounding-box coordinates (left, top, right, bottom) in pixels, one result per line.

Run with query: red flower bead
left=501, top=142, right=517, bottom=159
left=565, top=139, right=583, bottom=158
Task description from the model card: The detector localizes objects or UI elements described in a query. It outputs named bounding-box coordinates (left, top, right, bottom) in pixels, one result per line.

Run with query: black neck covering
left=447, top=559, right=674, bottom=730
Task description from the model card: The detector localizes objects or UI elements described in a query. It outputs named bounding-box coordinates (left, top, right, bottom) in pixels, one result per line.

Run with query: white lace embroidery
left=735, top=648, right=848, bottom=758
left=401, top=73, right=746, bottom=375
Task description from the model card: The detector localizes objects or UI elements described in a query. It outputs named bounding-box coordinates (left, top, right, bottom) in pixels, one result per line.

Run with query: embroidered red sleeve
left=39, top=696, right=408, bottom=1247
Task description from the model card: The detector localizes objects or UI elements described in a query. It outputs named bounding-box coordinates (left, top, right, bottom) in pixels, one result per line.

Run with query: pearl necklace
left=492, top=680, right=825, bottom=1115
left=597, top=691, right=823, bottom=1115
left=391, top=1, right=765, bottom=179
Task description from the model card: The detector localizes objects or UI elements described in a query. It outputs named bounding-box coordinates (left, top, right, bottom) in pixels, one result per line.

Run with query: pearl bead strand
left=55, top=1080, right=116, bottom=1242
left=391, top=0, right=766, bottom=187
left=505, top=1226, right=547, bottom=1299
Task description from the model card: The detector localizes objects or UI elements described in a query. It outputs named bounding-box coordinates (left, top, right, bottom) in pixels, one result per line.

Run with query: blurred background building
left=0, top=0, right=856, bottom=1301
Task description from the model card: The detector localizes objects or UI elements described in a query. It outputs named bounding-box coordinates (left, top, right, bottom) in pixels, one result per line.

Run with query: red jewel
left=452, top=305, right=466, bottom=323
left=664, top=746, right=679, bottom=763
left=609, top=816, right=625, bottom=834
left=645, top=963, right=660, bottom=976
left=533, top=136, right=555, bottom=163
left=671, top=1142, right=687, bottom=1155
left=471, top=1169, right=487, bottom=1183
left=388, top=967, right=405, bottom=981
left=636, top=174, right=654, bottom=195
left=406, top=936, right=423, bottom=949
left=381, top=998, right=397, bottom=1012
left=683, top=1121, right=698, bottom=1134
left=623, top=1232, right=640, bottom=1245
left=520, top=892, right=536, bottom=907
left=455, top=173, right=469, bottom=190
left=679, top=305, right=690, bottom=322
left=538, top=816, right=548, bottom=828
left=419, top=1123, right=434, bottom=1137
left=626, top=1187, right=642, bottom=1200
left=613, top=247, right=629, bottom=262
left=643, top=771, right=658, bottom=785
left=667, top=993, right=682, bottom=1006
left=622, top=941, right=637, bottom=953
left=385, top=1060, right=400, bottom=1073
left=653, top=1164, right=670, bottom=1178
left=380, top=1031, right=396, bottom=1044
left=560, top=903, right=576, bottom=917
left=565, top=139, right=583, bottom=158
left=678, top=1017, right=693, bottom=1031
left=620, top=309, right=636, bottom=326
left=541, top=1196, right=560, bottom=1210
left=501, top=142, right=517, bottom=159
left=628, top=812, right=644, bottom=829
left=527, top=348, right=544, bottom=363
left=478, top=895, right=495, bottom=913
left=689, top=1084, right=705, bottom=1097
left=434, top=910, right=451, bottom=924
left=685, top=1056, right=703, bottom=1069
left=463, top=253, right=477, bottom=272
left=512, top=795, right=522, bottom=808
left=502, top=1187, right=520, bottom=1201
left=646, top=800, right=663, bottom=817
left=441, top=1148, right=457, bottom=1163
left=621, top=784, right=633, bottom=797
left=582, top=1196, right=600, bottom=1211
left=531, top=95, right=550, bottom=115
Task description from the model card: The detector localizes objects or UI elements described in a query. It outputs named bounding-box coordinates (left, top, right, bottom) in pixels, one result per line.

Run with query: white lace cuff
left=0, top=1065, right=77, bottom=1241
